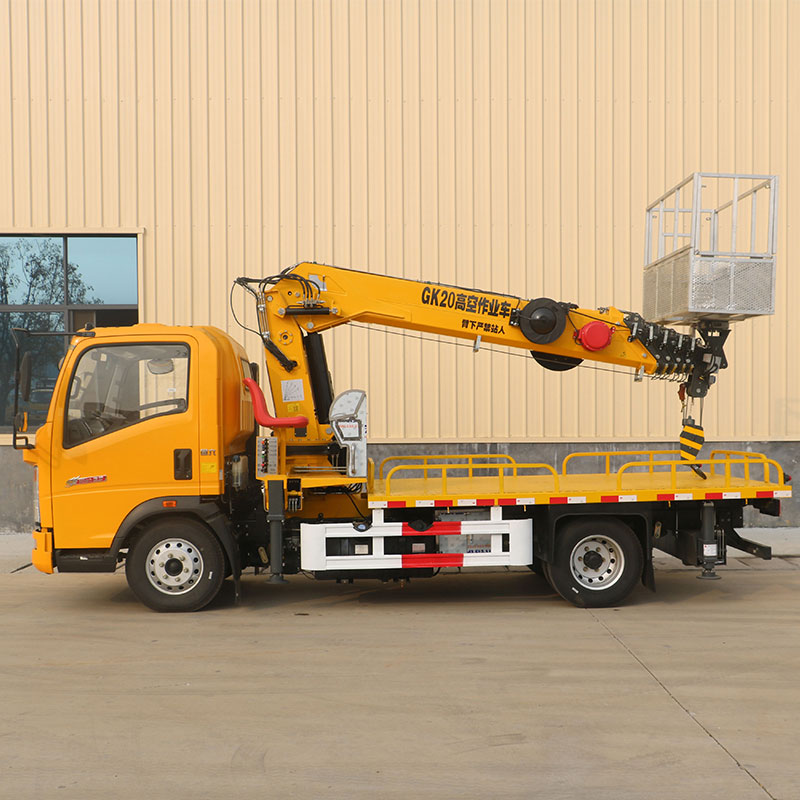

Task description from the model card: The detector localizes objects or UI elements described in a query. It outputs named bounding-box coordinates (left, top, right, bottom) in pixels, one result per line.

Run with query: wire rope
left=347, top=322, right=655, bottom=381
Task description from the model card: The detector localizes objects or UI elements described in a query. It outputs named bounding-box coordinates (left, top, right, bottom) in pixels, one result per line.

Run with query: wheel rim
left=145, top=538, right=204, bottom=595
left=569, top=534, right=625, bottom=591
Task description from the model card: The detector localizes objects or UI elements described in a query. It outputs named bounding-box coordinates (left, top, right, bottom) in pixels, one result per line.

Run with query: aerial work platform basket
left=643, top=173, right=778, bottom=325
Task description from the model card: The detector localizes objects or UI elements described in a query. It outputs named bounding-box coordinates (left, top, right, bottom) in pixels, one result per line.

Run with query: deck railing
left=383, top=460, right=560, bottom=495
left=707, top=450, right=786, bottom=484
left=375, top=448, right=786, bottom=498
left=379, top=453, right=515, bottom=480
left=615, top=452, right=785, bottom=491
left=561, top=449, right=682, bottom=476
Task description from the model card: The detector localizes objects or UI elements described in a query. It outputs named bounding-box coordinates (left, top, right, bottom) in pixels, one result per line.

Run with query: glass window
left=0, top=234, right=138, bottom=434
left=65, top=343, right=189, bottom=447
left=0, top=237, right=65, bottom=305
left=0, top=313, right=64, bottom=429
left=67, top=237, right=138, bottom=305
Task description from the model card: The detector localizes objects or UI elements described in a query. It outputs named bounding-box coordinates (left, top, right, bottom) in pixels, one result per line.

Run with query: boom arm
left=235, top=263, right=725, bottom=444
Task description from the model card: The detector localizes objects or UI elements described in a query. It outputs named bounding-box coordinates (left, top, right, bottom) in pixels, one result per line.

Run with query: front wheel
left=547, top=517, right=643, bottom=608
left=125, top=518, right=225, bottom=612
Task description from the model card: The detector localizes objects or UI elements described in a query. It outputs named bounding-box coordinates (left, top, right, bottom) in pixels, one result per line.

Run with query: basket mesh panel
left=644, top=253, right=774, bottom=323
left=690, top=258, right=775, bottom=315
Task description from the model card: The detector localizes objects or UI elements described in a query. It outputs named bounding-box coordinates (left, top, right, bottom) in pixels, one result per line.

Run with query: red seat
left=243, top=378, right=309, bottom=429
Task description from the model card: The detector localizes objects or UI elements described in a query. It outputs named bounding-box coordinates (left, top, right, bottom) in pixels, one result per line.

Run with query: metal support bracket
left=724, top=526, right=772, bottom=560
left=267, top=480, right=287, bottom=583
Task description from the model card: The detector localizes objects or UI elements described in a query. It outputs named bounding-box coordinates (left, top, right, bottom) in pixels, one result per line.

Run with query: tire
left=547, top=517, right=643, bottom=608
left=125, top=518, right=225, bottom=612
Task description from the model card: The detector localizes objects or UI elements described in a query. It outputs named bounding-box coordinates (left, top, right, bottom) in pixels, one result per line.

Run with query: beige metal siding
left=1, top=0, right=798, bottom=442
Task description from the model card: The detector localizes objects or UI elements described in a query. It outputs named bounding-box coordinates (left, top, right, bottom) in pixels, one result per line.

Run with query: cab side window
left=64, top=343, right=190, bottom=447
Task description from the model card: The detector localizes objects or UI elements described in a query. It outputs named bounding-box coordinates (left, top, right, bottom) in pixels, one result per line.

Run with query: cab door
left=49, top=336, right=200, bottom=550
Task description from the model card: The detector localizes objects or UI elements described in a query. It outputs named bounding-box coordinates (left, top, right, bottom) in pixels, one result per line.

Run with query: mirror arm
left=10, top=333, right=31, bottom=449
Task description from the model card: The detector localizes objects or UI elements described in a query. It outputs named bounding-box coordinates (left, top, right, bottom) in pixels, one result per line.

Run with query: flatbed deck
left=366, top=449, right=791, bottom=509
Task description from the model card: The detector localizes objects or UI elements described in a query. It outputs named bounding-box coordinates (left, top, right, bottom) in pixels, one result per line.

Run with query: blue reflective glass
left=0, top=237, right=65, bottom=305
left=67, top=237, right=138, bottom=305
left=0, top=311, right=65, bottom=431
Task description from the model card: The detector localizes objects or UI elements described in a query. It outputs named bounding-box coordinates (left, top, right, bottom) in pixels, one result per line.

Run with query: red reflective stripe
left=401, top=521, right=462, bottom=536
left=756, top=491, right=774, bottom=498
left=498, top=498, right=516, bottom=506
left=476, top=498, right=495, bottom=506
left=434, top=500, right=453, bottom=507
left=387, top=501, right=407, bottom=508
left=431, top=521, right=462, bottom=534
left=705, top=492, right=723, bottom=500
left=657, top=494, right=675, bottom=501
left=601, top=495, right=619, bottom=503
left=550, top=497, right=568, bottom=504
left=402, top=553, right=464, bottom=568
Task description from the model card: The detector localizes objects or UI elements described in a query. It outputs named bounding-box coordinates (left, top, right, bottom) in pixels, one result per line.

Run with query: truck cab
left=23, top=325, right=253, bottom=580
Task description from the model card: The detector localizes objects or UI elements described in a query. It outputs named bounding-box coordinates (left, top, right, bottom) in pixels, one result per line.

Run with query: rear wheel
left=547, top=517, right=642, bottom=608
left=125, top=518, right=225, bottom=612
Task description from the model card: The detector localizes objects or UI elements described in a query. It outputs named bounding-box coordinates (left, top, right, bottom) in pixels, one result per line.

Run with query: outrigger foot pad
left=697, top=568, right=721, bottom=580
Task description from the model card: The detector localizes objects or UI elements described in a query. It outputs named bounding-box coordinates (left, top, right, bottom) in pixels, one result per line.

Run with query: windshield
left=65, top=343, right=190, bottom=447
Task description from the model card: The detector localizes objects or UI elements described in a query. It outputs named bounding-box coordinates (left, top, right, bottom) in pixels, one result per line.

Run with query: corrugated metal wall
left=1, top=0, right=798, bottom=442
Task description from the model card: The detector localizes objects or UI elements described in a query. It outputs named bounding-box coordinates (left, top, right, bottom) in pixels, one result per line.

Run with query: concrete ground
left=1, top=530, right=799, bottom=800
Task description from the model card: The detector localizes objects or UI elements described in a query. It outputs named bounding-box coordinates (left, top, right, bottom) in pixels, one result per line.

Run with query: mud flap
left=643, top=555, right=656, bottom=592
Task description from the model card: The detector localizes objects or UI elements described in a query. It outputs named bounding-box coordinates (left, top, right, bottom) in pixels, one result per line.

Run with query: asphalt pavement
left=1, top=529, right=799, bottom=799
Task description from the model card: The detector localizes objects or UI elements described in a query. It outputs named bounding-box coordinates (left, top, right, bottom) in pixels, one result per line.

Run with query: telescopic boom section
left=235, top=262, right=724, bottom=441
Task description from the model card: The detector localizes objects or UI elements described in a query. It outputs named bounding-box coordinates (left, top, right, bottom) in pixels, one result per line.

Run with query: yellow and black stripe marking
left=680, top=423, right=705, bottom=461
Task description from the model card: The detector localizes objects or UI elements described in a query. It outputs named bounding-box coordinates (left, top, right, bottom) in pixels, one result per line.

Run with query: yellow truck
left=12, top=261, right=791, bottom=611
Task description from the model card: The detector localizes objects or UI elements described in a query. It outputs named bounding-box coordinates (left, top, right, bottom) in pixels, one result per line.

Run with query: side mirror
left=19, top=352, right=32, bottom=402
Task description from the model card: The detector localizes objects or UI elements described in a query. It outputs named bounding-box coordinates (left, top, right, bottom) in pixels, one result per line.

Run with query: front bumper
left=32, top=530, right=54, bottom=574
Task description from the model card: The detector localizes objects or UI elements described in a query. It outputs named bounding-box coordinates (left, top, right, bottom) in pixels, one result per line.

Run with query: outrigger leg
left=698, top=501, right=721, bottom=580
left=268, top=480, right=288, bottom=584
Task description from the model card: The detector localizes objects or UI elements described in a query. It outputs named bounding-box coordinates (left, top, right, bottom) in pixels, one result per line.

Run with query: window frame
left=0, top=231, right=140, bottom=316
left=62, top=340, right=192, bottom=450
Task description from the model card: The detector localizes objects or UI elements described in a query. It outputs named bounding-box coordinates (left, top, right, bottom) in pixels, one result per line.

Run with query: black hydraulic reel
left=516, top=298, right=571, bottom=345
left=515, top=298, right=583, bottom=372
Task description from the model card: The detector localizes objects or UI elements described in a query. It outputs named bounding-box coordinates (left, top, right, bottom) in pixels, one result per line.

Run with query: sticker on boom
left=421, top=285, right=513, bottom=318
